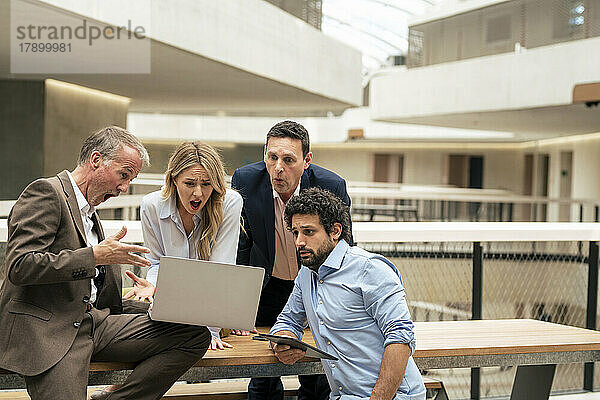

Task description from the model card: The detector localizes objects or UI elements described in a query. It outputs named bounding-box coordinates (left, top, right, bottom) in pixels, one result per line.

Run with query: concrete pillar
left=0, top=79, right=130, bottom=199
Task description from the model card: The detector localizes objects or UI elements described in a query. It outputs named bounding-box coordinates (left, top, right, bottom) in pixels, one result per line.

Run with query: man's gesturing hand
left=123, top=270, right=155, bottom=302
left=93, top=226, right=151, bottom=267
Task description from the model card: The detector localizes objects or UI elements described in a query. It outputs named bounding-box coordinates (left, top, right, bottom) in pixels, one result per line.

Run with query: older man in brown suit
left=0, top=127, right=211, bottom=400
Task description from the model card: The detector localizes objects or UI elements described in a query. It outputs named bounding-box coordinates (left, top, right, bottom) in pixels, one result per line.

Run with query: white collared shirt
left=140, top=189, right=243, bottom=338
left=67, top=171, right=99, bottom=303
left=271, top=181, right=301, bottom=201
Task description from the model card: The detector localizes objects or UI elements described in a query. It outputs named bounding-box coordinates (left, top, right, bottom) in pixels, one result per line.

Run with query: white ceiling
left=0, top=1, right=357, bottom=116
left=322, top=0, right=442, bottom=74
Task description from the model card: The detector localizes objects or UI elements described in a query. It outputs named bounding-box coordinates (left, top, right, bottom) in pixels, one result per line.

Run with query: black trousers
left=249, top=276, right=331, bottom=400
left=25, top=307, right=210, bottom=400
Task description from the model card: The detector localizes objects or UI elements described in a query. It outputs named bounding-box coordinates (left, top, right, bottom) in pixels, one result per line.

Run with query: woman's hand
left=210, top=337, right=233, bottom=350
left=123, top=270, right=155, bottom=302
left=231, top=328, right=258, bottom=336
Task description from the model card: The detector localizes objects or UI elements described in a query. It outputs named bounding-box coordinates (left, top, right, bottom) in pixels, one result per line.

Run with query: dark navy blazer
left=231, top=161, right=352, bottom=287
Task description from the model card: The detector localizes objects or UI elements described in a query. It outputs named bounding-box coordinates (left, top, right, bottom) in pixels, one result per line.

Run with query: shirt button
left=339, top=386, right=343, bottom=391
left=82, top=296, right=90, bottom=303
left=328, top=341, right=331, bottom=345
left=331, top=363, right=335, bottom=368
left=320, top=320, right=324, bottom=325
left=73, top=322, right=81, bottom=328
left=319, top=280, right=323, bottom=284
left=319, top=300, right=323, bottom=304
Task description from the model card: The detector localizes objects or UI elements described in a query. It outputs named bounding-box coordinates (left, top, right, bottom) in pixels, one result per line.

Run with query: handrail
left=0, top=195, right=146, bottom=218
left=3, top=220, right=600, bottom=243
left=2, top=191, right=598, bottom=218
left=348, top=187, right=599, bottom=207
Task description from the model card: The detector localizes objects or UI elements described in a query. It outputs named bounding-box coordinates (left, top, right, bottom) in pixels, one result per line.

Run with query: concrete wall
left=0, top=80, right=45, bottom=199
left=412, top=0, right=598, bottom=66
left=371, top=36, right=600, bottom=120
left=312, top=147, right=525, bottom=191
left=312, top=149, right=373, bottom=182
left=143, top=142, right=263, bottom=176
left=43, top=80, right=129, bottom=176
left=536, top=136, right=600, bottom=222
left=404, top=151, right=447, bottom=185
left=0, top=79, right=129, bottom=200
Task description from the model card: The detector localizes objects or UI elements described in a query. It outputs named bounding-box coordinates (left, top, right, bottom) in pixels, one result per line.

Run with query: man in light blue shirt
left=270, top=188, right=426, bottom=400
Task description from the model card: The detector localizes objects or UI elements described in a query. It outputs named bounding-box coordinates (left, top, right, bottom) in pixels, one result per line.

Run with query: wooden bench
left=0, top=377, right=447, bottom=399
left=3, top=320, right=600, bottom=400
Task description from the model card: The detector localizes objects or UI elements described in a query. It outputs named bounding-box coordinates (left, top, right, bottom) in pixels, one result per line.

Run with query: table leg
left=510, top=364, right=556, bottom=400
left=435, top=383, right=449, bottom=400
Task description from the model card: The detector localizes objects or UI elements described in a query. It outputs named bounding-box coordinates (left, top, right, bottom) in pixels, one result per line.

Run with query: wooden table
left=2, top=319, right=600, bottom=399
left=414, top=319, right=600, bottom=400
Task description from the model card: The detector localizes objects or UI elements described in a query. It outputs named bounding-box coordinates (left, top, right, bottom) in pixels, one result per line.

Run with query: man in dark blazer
left=0, top=126, right=211, bottom=400
left=231, top=120, right=352, bottom=400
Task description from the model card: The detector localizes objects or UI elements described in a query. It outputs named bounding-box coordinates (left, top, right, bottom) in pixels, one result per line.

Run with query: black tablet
left=253, top=333, right=338, bottom=360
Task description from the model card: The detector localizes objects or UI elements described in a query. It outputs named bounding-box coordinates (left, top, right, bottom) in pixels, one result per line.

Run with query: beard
left=299, top=239, right=336, bottom=271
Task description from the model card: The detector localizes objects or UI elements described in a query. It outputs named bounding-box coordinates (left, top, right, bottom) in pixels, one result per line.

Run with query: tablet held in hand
left=253, top=333, right=338, bottom=360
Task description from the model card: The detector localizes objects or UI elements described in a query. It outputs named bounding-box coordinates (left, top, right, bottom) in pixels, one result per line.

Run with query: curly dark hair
left=266, top=120, right=310, bottom=157
left=284, top=187, right=352, bottom=244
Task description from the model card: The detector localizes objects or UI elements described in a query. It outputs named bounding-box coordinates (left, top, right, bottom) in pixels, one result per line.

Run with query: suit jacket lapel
left=91, top=212, right=105, bottom=241
left=57, top=170, right=87, bottom=246
left=300, top=168, right=310, bottom=191
left=263, top=175, right=276, bottom=266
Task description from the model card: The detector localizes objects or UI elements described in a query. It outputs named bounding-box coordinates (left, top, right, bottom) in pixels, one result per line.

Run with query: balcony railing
left=1, top=221, right=600, bottom=398
left=408, top=0, right=600, bottom=68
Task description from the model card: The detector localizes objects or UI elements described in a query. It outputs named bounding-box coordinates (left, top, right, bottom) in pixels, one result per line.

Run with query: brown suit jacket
left=0, top=170, right=124, bottom=376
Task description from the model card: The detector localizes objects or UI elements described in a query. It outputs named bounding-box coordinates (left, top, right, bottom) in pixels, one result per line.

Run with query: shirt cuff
left=383, top=329, right=416, bottom=355
left=208, top=326, right=221, bottom=338
left=146, top=266, right=158, bottom=287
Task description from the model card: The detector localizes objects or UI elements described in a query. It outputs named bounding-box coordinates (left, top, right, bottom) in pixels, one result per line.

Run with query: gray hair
left=77, top=126, right=150, bottom=167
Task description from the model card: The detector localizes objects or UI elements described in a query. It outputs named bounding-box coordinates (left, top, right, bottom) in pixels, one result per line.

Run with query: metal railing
left=1, top=221, right=600, bottom=398
left=2, top=221, right=600, bottom=397
left=355, top=222, right=600, bottom=399
left=408, top=0, right=600, bottom=68
left=3, top=178, right=598, bottom=223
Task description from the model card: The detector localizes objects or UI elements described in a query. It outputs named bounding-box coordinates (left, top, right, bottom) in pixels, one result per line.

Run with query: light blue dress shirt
left=141, top=189, right=242, bottom=337
left=271, top=240, right=426, bottom=400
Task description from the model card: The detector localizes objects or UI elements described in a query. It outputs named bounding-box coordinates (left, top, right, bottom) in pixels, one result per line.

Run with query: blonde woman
left=126, top=141, right=242, bottom=350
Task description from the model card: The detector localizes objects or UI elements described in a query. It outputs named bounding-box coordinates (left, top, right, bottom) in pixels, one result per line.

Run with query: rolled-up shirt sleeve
left=270, top=276, right=308, bottom=341
left=360, top=257, right=416, bottom=354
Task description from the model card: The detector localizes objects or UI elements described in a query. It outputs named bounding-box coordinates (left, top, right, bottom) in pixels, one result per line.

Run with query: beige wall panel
left=43, top=80, right=129, bottom=176
left=311, top=149, right=372, bottom=182
left=404, top=151, right=446, bottom=185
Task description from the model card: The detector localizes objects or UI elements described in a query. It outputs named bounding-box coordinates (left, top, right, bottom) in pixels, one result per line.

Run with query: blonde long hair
left=162, top=142, right=226, bottom=260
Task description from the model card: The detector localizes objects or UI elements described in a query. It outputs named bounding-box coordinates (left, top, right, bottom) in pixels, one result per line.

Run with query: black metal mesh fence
left=361, top=240, right=591, bottom=399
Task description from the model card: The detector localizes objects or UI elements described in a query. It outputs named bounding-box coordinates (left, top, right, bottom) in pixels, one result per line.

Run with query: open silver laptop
left=149, top=256, right=264, bottom=330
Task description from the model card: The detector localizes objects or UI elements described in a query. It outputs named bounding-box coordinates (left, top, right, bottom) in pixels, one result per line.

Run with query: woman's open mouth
left=190, top=200, right=201, bottom=211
